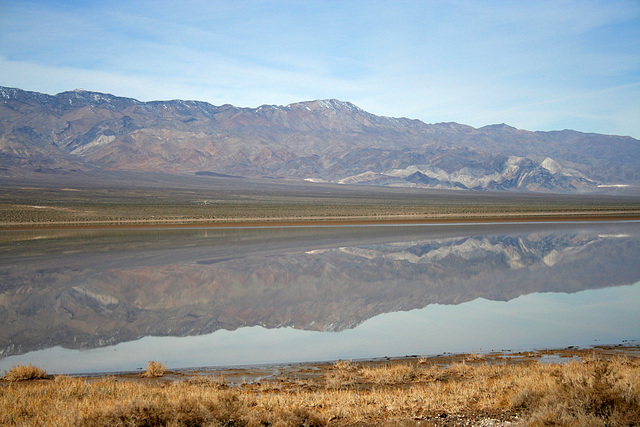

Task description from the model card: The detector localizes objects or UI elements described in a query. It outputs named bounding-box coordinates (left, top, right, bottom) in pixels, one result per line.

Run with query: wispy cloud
left=0, top=0, right=638, bottom=137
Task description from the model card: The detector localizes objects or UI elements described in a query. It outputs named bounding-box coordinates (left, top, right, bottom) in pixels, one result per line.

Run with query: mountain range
left=1, top=85, right=639, bottom=193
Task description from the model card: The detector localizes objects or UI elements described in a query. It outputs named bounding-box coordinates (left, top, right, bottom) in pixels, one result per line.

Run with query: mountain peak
left=287, top=99, right=363, bottom=114
left=0, top=85, right=53, bottom=103
left=480, top=123, right=519, bottom=132
left=53, top=89, right=141, bottom=109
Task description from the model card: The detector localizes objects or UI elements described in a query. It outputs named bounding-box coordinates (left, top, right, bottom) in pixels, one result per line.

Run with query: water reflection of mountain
left=1, top=223, right=639, bottom=357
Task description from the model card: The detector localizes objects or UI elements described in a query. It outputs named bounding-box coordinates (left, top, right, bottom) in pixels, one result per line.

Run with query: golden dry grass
left=0, top=355, right=638, bottom=426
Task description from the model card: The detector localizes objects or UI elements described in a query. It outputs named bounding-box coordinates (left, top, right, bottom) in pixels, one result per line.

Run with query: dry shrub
left=2, top=364, right=48, bottom=382
left=465, top=352, right=486, bottom=362
left=333, top=359, right=356, bottom=371
left=141, top=361, right=167, bottom=378
left=522, top=357, right=640, bottom=426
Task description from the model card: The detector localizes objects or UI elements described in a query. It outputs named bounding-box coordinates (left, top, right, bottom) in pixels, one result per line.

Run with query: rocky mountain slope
left=1, top=86, right=639, bottom=192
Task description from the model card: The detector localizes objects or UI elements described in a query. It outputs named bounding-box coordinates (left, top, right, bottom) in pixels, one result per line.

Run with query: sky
left=1, top=0, right=639, bottom=138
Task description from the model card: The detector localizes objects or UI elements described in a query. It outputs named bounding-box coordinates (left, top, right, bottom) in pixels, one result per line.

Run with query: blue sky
left=1, top=0, right=639, bottom=137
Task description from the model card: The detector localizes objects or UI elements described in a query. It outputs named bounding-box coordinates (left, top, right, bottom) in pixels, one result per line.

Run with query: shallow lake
left=1, top=221, right=639, bottom=374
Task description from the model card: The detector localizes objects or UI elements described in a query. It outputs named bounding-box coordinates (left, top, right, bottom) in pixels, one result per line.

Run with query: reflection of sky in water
left=2, top=281, right=638, bottom=375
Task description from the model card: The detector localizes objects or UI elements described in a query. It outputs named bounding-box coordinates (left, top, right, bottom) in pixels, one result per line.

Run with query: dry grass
left=514, top=356, right=640, bottom=426
left=2, top=364, right=49, bottom=382
left=360, top=363, right=418, bottom=385
left=141, top=361, right=167, bottom=378
left=465, top=352, right=487, bottom=362
left=1, top=355, right=638, bottom=426
left=325, top=360, right=358, bottom=390
left=184, top=375, right=228, bottom=389
left=332, top=359, right=357, bottom=371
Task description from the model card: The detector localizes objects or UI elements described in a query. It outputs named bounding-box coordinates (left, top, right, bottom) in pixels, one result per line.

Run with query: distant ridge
left=1, top=85, right=639, bottom=193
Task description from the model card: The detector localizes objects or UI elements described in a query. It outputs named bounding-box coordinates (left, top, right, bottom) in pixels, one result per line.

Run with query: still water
left=1, top=221, right=639, bottom=374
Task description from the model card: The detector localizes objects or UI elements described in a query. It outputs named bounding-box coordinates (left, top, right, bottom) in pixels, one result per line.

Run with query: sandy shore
left=78, top=344, right=640, bottom=385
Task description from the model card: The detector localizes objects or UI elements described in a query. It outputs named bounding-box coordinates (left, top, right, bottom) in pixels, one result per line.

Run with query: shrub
left=141, top=361, right=167, bottom=378
left=333, top=359, right=356, bottom=371
left=2, top=364, right=49, bottom=382
left=465, top=352, right=486, bottom=362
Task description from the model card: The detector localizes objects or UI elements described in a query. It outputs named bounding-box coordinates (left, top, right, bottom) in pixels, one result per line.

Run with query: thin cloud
left=0, top=0, right=638, bottom=137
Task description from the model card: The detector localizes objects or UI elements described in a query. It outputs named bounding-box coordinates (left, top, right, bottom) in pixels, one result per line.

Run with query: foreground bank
left=2, top=346, right=639, bottom=426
